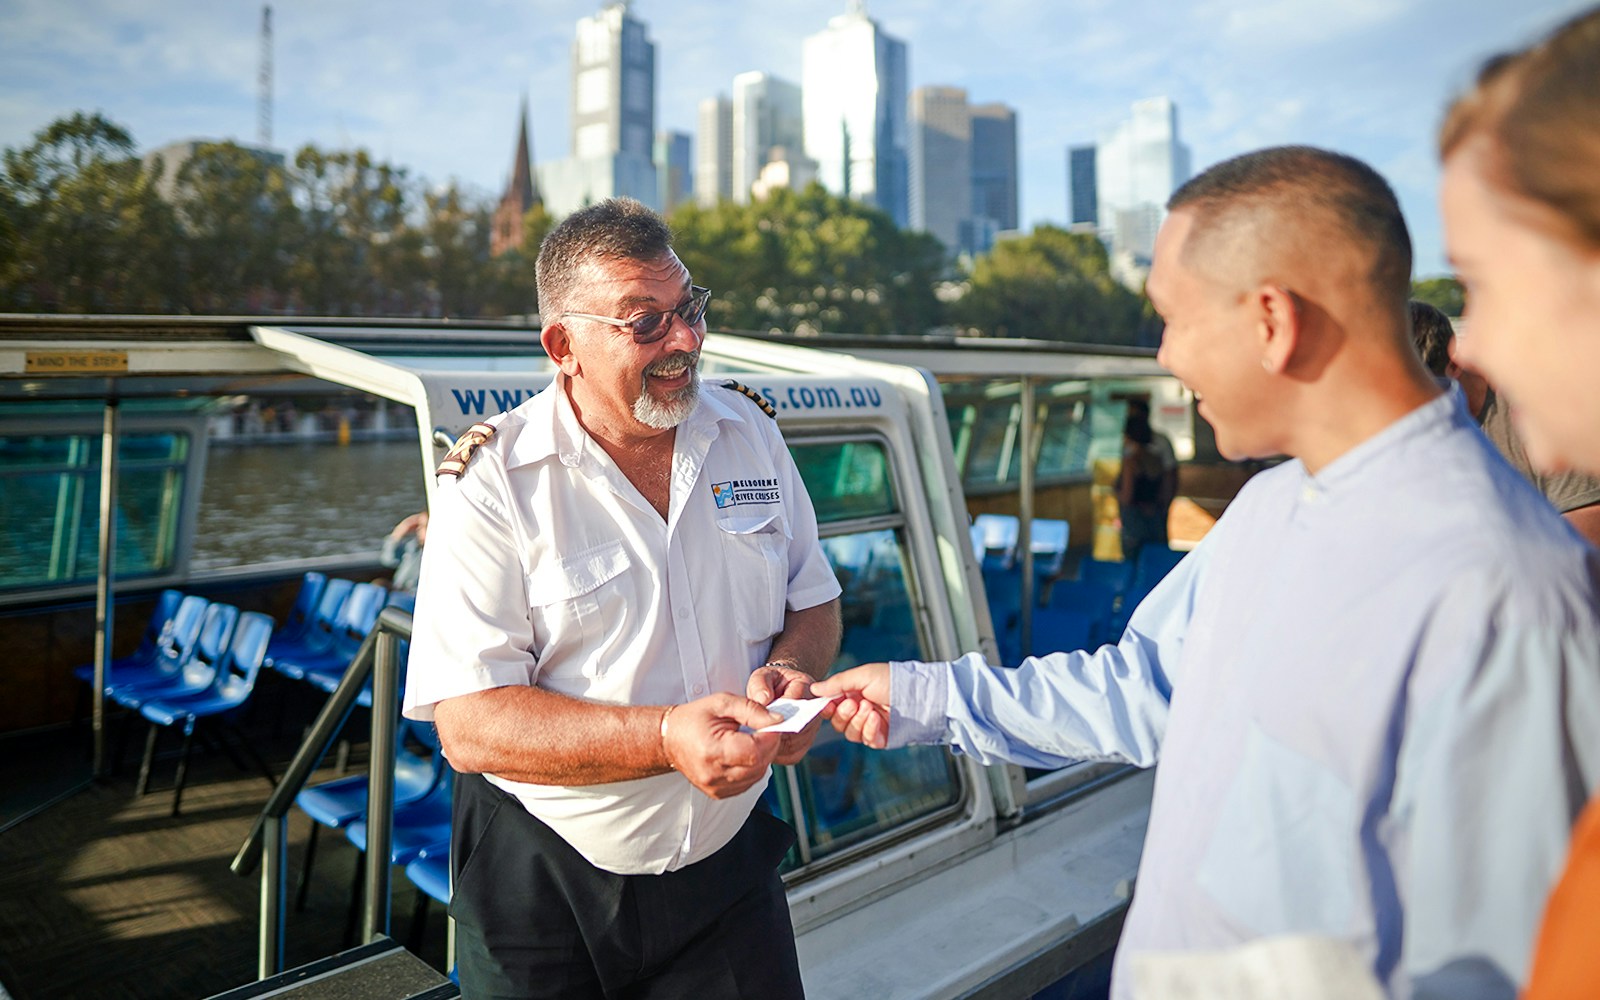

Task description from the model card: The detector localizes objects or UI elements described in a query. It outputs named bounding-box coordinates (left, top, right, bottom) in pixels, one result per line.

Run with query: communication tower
left=258, top=5, right=273, bottom=148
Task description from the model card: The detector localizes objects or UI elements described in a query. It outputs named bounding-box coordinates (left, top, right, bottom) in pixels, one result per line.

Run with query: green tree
left=670, top=184, right=943, bottom=336
left=168, top=141, right=299, bottom=312
left=287, top=146, right=410, bottom=313
left=952, top=225, right=1146, bottom=344
left=1, top=112, right=181, bottom=311
left=420, top=184, right=495, bottom=317
left=1411, top=276, right=1465, bottom=317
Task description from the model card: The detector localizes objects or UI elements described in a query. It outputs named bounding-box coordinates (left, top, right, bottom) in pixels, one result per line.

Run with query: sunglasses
left=559, top=286, right=712, bottom=344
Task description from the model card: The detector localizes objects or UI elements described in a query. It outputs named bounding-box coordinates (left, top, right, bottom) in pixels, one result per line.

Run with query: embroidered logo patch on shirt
left=711, top=478, right=781, bottom=508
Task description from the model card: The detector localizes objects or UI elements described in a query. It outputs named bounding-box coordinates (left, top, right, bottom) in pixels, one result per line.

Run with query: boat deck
left=0, top=708, right=449, bottom=999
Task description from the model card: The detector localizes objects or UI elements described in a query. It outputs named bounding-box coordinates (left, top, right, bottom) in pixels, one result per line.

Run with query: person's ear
left=541, top=322, right=580, bottom=376
left=1256, top=283, right=1300, bottom=374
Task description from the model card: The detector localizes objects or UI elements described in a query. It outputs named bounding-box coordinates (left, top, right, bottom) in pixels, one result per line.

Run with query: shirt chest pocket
left=526, top=540, right=631, bottom=678
left=717, top=513, right=790, bottom=643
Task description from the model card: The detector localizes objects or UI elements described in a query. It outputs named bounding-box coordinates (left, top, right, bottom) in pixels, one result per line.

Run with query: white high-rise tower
left=801, top=2, right=909, bottom=226
left=1095, top=97, right=1191, bottom=265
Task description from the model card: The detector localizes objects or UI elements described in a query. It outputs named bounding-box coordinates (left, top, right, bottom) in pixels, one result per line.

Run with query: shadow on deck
left=0, top=703, right=448, bottom=999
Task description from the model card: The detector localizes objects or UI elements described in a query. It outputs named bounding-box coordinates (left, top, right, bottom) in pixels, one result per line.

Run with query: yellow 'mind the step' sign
left=25, top=350, right=129, bottom=374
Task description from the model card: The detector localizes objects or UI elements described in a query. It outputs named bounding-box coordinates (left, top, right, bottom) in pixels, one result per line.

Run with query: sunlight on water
left=192, top=440, right=427, bottom=571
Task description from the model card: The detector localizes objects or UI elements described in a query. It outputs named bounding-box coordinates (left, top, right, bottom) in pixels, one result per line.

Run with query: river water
left=191, top=439, right=427, bottom=571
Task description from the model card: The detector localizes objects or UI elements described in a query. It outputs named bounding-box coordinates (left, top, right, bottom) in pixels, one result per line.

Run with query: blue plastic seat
left=982, top=564, right=1023, bottom=637
left=972, top=513, right=1019, bottom=567
left=302, top=586, right=408, bottom=705
left=277, top=581, right=387, bottom=681
left=1029, top=519, right=1071, bottom=578
left=293, top=717, right=443, bottom=911
left=1029, top=608, right=1095, bottom=656
left=1045, top=578, right=1118, bottom=644
left=1079, top=557, right=1134, bottom=596
left=403, top=843, right=454, bottom=966
left=345, top=775, right=453, bottom=868
left=274, top=572, right=328, bottom=646
left=1131, top=545, right=1186, bottom=596
left=110, top=601, right=239, bottom=709
left=267, top=577, right=354, bottom=680
left=134, top=611, right=276, bottom=815
left=405, top=848, right=449, bottom=904
left=87, top=592, right=209, bottom=701
left=72, top=588, right=185, bottom=688
left=341, top=769, right=455, bottom=946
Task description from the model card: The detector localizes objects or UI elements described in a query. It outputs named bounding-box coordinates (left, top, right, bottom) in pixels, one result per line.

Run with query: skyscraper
left=1068, top=145, right=1097, bottom=226
left=731, top=72, right=803, bottom=205
left=537, top=3, right=660, bottom=217
left=909, top=89, right=1017, bottom=256
left=802, top=2, right=909, bottom=227
left=1095, top=97, right=1191, bottom=264
left=654, top=130, right=691, bottom=215
left=909, top=86, right=971, bottom=253
left=695, top=95, right=732, bottom=206
left=970, top=103, right=1018, bottom=239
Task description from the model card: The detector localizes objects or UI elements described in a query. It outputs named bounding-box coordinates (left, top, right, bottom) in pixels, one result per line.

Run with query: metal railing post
left=92, top=399, right=120, bottom=778
left=1018, top=377, right=1037, bottom=656
left=259, top=815, right=287, bottom=977
left=360, top=615, right=403, bottom=942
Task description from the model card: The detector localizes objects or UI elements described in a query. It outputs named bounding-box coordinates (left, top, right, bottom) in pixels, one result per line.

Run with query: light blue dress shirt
left=892, top=391, right=1600, bottom=999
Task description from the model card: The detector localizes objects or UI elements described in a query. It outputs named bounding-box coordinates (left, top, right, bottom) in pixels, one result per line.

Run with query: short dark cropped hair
left=1168, top=146, right=1413, bottom=302
left=535, top=198, right=674, bottom=321
left=1408, top=300, right=1455, bottom=376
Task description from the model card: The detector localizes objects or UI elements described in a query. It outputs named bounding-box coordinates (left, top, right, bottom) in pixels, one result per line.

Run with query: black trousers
left=451, top=772, right=804, bottom=1000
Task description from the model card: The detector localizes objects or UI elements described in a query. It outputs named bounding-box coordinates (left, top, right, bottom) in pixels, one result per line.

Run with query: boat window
left=0, top=431, right=189, bottom=589
left=766, top=437, right=963, bottom=872
left=789, top=438, right=897, bottom=524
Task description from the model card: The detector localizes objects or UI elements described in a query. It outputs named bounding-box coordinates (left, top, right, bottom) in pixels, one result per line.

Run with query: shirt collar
left=1302, top=389, right=1461, bottom=494
left=503, top=372, right=741, bottom=470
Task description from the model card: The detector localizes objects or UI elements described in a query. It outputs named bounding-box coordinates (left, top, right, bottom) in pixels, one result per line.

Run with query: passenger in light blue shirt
left=816, top=146, right=1600, bottom=1000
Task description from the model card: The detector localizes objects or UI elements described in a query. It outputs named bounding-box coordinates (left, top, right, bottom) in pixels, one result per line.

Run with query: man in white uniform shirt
left=816, top=147, right=1600, bottom=999
left=405, top=198, right=842, bottom=999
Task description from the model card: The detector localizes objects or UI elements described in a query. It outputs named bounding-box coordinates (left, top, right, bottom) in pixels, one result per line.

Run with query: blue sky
left=1, top=0, right=1589, bottom=276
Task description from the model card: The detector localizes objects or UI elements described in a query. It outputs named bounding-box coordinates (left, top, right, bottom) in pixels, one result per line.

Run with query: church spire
left=492, top=97, right=541, bottom=257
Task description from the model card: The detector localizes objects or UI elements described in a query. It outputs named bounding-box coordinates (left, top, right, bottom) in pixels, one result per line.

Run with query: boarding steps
left=204, top=937, right=457, bottom=1000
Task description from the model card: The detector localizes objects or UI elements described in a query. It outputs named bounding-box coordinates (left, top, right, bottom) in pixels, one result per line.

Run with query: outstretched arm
left=815, top=542, right=1209, bottom=768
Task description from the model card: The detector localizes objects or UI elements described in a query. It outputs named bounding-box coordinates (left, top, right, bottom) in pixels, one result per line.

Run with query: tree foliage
left=670, top=184, right=945, bottom=336
left=951, top=225, right=1149, bottom=345
left=2, top=112, right=181, bottom=311
left=0, top=113, right=530, bottom=317
left=0, top=112, right=1148, bottom=339
left=1411, top=276, right=1465, bottom=317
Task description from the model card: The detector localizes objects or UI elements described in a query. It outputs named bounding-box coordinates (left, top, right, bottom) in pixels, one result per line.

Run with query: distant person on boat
left=1117, top=411, right=1174, bottom=559
left=1437, top=8, right=1600, bottom=998
left=1408, top=300, right=1600, bottom=546
left=404, top=197, right=841, bottom=999
left=815, top=145, right=1600, bottom=1000
left=1408, top=300, right=1453, bottom=377
left=377, top=511, right=427, bottom=592
left=1126, top=396, right=1178, bottom=472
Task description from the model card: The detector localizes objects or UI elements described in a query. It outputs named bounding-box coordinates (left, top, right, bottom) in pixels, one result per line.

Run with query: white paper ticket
left=755, top=696, right=834, bottom=733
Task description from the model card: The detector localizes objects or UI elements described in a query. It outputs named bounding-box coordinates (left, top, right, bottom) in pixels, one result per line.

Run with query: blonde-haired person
left=1438, top=7, right=1600, bottom=998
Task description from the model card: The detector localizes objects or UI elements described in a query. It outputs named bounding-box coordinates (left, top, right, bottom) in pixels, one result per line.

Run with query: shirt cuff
left=888, top=660, right=949, bottom=749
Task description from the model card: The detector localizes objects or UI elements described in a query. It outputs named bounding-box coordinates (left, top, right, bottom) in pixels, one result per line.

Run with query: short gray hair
left=535, top=198, right=674, bottom=321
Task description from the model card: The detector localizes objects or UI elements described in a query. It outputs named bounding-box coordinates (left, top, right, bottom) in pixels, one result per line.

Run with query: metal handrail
left=230, top=605, right=413, bottom=978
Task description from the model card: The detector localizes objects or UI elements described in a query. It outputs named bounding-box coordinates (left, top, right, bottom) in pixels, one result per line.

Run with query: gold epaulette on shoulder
left=720, top=380, right=777, bottom=419
left=435, top=422, right=497, bottom=478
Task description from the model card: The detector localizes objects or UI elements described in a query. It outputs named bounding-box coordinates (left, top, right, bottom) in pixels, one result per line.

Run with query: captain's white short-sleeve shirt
left=405, top=376, right=841, bottom=874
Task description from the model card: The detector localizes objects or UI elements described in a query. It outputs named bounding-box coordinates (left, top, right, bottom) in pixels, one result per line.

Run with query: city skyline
left=0, top=0, right=1590, bottom=274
